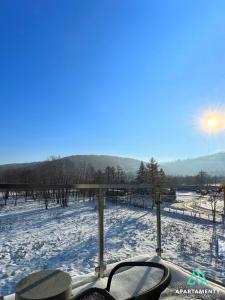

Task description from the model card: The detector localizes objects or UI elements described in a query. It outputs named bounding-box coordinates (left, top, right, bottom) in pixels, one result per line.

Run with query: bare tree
left=209, top=191, right=220, bottom=223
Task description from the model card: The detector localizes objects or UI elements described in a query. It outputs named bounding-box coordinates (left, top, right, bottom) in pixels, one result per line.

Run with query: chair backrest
left=74, top=261, right=171, bottom=300
left=106, top=261, right=171, bottom=300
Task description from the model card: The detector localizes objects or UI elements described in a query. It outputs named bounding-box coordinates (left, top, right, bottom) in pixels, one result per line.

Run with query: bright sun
left=200, top=111, right=224, bottom=134
left=206, top=116, right=219, bottom=129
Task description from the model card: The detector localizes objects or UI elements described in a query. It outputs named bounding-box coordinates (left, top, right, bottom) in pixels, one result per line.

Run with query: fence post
left=224, top=186, right=225, bottom=216
left=97, top=189, right=105, bottom=278
left=156, top=192, right=163, bottom=257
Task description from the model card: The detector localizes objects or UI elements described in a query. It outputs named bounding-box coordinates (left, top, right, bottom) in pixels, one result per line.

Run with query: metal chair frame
left=74, top=261, right=171, bottom=300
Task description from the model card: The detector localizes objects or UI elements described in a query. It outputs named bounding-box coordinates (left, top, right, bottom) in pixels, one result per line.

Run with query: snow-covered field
left=0, top=192, right=225, bottom=296
left=169, top=191, right=224, bottom=221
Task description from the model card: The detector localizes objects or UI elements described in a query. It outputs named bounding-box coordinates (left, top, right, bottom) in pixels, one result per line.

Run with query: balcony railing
left=0, top=183, right=225, bottom=296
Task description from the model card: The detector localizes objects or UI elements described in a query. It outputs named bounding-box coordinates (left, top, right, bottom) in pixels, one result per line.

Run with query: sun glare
left=206, top=115, right=220, bottom=129
left=199, top=109, right=224, bottom=134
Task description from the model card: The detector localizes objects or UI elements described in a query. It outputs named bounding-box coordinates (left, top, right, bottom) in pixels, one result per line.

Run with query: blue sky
left=1, top=1, right=225, bottom=164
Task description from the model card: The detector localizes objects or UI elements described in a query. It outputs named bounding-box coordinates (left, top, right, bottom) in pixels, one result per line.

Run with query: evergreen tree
left=145, top=157, right=159, bottom=185
left=136, top=161, right=146, bottom=183
left=158, top=168, right=166, bottom=185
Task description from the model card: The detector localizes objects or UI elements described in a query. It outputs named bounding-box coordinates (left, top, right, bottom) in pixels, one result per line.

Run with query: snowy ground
left=168, top=191, right=224, bottom=221
left=0, top=192, right=225, bottom=296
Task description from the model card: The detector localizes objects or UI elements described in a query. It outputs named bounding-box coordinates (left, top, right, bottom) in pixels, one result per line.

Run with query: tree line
left=0, top=156, right=129, bottom=185
left=0, top=156, right=223, bottom=187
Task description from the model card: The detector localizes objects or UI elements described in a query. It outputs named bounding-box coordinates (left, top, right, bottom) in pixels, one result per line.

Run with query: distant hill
left=0, top=155, right=142, bottom=175
left=66, top=155, right=141, bottom=173
left=0, top=162, right=40, bottom=172
left=1, top=152, right=225, bottom=176
left=161, top=152, right=225, bottom=176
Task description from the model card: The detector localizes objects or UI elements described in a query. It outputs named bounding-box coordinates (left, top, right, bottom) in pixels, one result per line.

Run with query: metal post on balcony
left=97, top=188, right=105, bottom=278
left=223, top=186, right=225, bottom=223
left=156, top=191, right=163, bottom=257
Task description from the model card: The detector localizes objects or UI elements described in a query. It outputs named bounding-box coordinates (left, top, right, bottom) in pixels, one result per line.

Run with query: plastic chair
left=73, top=261, right=171, bottom=300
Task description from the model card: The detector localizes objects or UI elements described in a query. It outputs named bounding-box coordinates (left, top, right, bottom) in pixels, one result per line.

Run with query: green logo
left=187, top=271, right=208, bottom=286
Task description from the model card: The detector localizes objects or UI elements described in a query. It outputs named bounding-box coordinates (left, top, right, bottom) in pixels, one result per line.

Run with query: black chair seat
left=74, top=261, right=171, bottom=300
left=73, top=287, right=115, bottom=300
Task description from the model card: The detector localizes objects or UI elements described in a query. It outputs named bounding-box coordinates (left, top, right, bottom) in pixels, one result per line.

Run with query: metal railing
left=0, top=183, right=160, bottom=278
left=1, top=183, right=225, bottom=280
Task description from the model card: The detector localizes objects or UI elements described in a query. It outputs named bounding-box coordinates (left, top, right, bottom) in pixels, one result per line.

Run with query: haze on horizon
left=1, top=1, right=225, bottom=165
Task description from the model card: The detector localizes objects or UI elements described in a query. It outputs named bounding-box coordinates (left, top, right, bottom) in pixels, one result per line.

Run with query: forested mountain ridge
left=1, top=152, right=225, bottom=178
left=161, top=152, right=225, bottom=176
left=0, top=155, right=141, bottom=174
